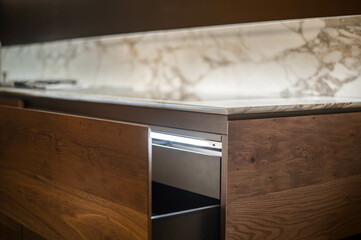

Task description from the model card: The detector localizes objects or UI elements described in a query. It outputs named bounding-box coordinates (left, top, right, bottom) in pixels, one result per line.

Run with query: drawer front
left=153, top=145, right=220, bottom=199
left=0, top=106, right=151, bottom=240
left=152, top=205, right=220, bottom=240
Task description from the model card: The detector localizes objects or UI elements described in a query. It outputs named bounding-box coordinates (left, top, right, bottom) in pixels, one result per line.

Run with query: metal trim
left=151, top=204, right=220, bottom=220
left=151, top=131, right=222, bottom=157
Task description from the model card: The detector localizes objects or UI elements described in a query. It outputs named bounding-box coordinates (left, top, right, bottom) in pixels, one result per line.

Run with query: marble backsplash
left=1, top=15, right=361, bottom=99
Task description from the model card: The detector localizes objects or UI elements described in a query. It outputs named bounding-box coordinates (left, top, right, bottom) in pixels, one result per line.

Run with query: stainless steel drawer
left=151, top=131, right=221, bottom=199
left=151, top=130, right=222, bottom=240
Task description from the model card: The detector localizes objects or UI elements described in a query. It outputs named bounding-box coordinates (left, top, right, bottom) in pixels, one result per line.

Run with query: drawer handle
left=151, top=131, right=222, bottom=157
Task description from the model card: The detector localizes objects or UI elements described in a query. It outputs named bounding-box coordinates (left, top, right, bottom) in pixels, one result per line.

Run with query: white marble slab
left=1, top=15, right=361, bottom=99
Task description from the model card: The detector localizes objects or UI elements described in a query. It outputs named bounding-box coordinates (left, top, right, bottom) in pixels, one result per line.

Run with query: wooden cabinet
left=0, top=106, right=151, bottom=239
left=0, top=105, right=221, bottom=240
left=1, top=95, right=361, bottom=240
left=227, top=113, right=361, bottom=240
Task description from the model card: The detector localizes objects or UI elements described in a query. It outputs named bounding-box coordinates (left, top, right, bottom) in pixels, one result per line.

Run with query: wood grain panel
left=228, top=112, right=361, bottom=198
left=0, top=212, right=21, bottom=240
left=0, top=106, right=150, bottom=240
left=227, top=112, right=361, bottom=239
left=23, top=227, right=46, bottom=240
left=227, top=174, right=361, bottom=240
left=1, top=168, right=148, bottom=240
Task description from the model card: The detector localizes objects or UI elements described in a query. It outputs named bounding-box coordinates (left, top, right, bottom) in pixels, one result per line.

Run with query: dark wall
left=0, top=0, right=360, bottom=46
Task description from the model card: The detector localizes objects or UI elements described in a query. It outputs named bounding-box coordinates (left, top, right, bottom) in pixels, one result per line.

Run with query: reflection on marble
left=1, top=15, right=361, bottom=100
left=1, top=87, right=361, bottom=115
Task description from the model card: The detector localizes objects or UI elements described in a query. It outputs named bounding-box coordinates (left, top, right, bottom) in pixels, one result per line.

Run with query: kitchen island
left=0, top=87, right=361, bottom=240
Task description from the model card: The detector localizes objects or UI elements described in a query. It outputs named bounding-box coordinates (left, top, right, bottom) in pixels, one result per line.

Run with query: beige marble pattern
left=1, top=15, right=361, bottom=101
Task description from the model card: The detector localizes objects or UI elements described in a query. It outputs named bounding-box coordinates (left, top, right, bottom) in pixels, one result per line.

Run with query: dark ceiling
left=0, top=0, right=360, bottom=46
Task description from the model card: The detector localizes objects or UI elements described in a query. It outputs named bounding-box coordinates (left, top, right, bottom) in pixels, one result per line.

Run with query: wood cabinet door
left=0, top=106, right=151, bottom=240
left=227, top=112, right=361, bottom=240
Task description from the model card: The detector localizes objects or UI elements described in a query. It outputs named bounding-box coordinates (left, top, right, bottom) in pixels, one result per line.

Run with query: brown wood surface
left=0, top=106, right=151, bottom=240
left=22, top=227, right=46, bottom=240
left=227, top=175, right=361, bottom=240
left=227, top=112, right=361, bottom=240
left=0, top=97, right=24, bottom=108
left=0, top=212, right=22, bottom=240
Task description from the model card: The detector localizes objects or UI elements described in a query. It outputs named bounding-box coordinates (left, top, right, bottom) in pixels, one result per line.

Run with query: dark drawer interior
left=152, top=182, right=220, bottom=240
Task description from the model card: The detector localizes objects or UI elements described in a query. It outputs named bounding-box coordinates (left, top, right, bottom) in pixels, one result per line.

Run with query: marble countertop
left=1, top=87, right=361, bottom=115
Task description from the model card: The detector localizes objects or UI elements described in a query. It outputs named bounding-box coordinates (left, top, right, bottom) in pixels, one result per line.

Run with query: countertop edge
left=1, top=88, right=361, bottom=116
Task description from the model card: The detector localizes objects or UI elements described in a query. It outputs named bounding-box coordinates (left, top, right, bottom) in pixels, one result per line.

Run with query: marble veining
left=1, top=15, right=361, bottom=101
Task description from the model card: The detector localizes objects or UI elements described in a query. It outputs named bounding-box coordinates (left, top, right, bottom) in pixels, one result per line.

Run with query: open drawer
left=0, top=106, right=221, bottom=240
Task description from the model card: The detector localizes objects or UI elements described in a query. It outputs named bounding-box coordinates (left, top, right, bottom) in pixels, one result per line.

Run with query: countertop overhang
left=1, top=87, right=361, bottom=116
